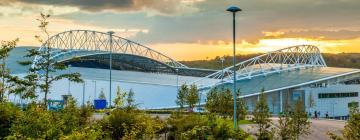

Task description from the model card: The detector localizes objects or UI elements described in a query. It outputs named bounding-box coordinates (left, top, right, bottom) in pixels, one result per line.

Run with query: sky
left=0, top=0, right=360, bottom=60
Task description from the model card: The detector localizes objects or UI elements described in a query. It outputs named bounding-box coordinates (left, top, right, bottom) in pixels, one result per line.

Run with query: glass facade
left=318, top=92, right=358, bottom=99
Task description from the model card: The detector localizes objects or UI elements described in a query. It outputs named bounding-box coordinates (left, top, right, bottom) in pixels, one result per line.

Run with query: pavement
left=240, top=117, right=345, bottom=140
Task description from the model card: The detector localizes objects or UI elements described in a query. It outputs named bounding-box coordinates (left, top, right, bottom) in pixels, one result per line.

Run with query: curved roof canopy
left=32, top=30, right=187, bottom=69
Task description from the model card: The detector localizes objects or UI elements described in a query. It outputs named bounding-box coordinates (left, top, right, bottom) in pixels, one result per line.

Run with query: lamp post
left=227, top=6, right=242, bottom=129
left=175, top=68, right=179, bottom=92
left=82, top=81, right=85, bottom=107
left=108, top=31, right=114, bottom=108
left=220, top=57, right=225, bottom=82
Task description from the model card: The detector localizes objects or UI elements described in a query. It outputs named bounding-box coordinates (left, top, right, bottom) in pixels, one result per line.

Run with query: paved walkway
left=240, top=117, right=345, bottom=140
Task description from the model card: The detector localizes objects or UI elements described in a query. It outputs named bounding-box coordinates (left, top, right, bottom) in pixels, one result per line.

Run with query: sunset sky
left=0, top=0, right=360, bottom=60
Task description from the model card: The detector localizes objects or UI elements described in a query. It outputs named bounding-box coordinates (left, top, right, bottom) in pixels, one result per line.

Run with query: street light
left=220, top=57, right=225, bottom=82
left=108, top=31, right=115, bottom=108
left=227, top=6, right=242, bottom=129
left=175, top=68, right=179, bottom=92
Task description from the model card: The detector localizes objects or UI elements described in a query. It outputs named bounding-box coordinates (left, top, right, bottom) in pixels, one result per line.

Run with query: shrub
left=0, top=103, right=21, bottom=139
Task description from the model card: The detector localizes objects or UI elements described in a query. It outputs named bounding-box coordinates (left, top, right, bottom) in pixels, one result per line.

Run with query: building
left=5, top=30, right=360, bottom=118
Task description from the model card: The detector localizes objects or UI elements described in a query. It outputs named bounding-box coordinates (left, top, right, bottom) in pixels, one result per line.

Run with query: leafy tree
left=219, top=88, right=233, bottom=117
left=291, top=99, right=311, bottom=139
left=98, top=88, right=106, bottom=99
left=126, top=89, right=135, bottom=108
left=186, top=84, right=199, bottom=111
left=17, top=13, right=82, bottom=107
left=253, top=88, right=272, bottom=140
left=113, top=85, right=126, bottom=108
left=205, top=87, right=219, bottom=113
left=278, top=112, right=292, bottom=140
left=176, top=84, right=188, bottom=110
left=0, top=39, right=18, bottom=102
left=328, top=106, right=360, bottom=140
left=236, top=89, right=248, bottom=120
left=278, top=99, right=311, bottom=140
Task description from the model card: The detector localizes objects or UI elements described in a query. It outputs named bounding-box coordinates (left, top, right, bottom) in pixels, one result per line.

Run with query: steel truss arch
left=193, top=45, right=327, bottom=90
left=32, top=30, right=187, bottom=69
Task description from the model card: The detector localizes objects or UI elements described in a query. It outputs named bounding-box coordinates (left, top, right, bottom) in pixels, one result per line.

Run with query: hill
left=180, top=53, right=360, bottom=70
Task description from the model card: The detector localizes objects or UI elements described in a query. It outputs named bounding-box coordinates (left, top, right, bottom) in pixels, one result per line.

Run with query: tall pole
left=227, top=6, right=242, bottom=130
left=108, top=31, right=114, bottom=108
left=82, top=82, right=85, bottom=107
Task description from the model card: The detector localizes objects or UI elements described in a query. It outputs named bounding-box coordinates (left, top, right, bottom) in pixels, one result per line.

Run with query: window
left=318, top=92, right=358, bottom=99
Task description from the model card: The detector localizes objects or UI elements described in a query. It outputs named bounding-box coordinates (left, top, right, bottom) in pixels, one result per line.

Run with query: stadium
left=6, top=30, right=360, bottom=118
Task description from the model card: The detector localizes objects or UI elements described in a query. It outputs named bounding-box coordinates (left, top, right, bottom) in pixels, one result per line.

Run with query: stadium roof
left=213, top=67, right=360, bottom=97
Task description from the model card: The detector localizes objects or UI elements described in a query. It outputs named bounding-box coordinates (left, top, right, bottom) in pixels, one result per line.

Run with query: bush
left=99, top=109, right=165, bottom=139
left=8, top=105, right=63, bottom=139
left=167, top=113, right=249, bottom=140
left=0, top=103, right=21, bottom=139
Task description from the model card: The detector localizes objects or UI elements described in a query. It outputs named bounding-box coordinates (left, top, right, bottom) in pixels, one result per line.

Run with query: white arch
left=32, top=30, right=187, bottom=68
left=193, top=45, right=327, bottom=90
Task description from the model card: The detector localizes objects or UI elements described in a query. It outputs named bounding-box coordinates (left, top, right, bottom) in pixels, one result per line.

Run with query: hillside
left=180, top=53, right=360, bottom=70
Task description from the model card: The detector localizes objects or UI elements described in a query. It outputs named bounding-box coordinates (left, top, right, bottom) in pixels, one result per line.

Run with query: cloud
left=2, top=0, right=204, bottom=15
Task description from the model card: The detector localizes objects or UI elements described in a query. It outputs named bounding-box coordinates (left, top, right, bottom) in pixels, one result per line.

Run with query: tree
left=176, top=84, right=188, bottom=110
left=253, top=88, right=272, bottom=140
left=236, top=89, right=248, bottom=120
left=17, top=13, right=82, bottom=107
left=98, top=88, right=106, bottom=99
left=219, top=88, right=233, bottom=116
left=113, top=85, right=126, bottom=108
left=0, top=39, right=18, bottom=102
left=205, top=87, right=219, bottom=113
left=307, top=92, right=316, bottom=112
left=186, top=84, right=199, bottom=111
left=278, top=99, right=311, bottom=140
left=291, top=99, right=311, bottom=139
left=278, top=112, right=292, bottom=140
left=126, top=89, right=135, bottom=108
left=328, top=106, right=360, bottom=140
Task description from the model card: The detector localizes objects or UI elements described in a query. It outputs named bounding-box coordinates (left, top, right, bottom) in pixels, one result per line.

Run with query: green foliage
left=15, top=13, right=83, bottom=107
left=253, top=88, right=272, bottom=140
left=328, top=106, right=360, bottom=140
left=8, top=104, right=63, bottom=139
left=60, top=97, right=93, bottom=135
left=186, top=84, right=199, bottom=111
left=99, top=109, right=165, bottom=139
left=176, top=84, right=188, bottom=109
left=206, top=87, right=248, bottom=119
left=0, top=39, right=18, bottom=102
left=60, top=125, right=104, bottom=140
left=278, top=100, right=311, bottom=140
left=0, top=103, right=21, bottom=138
left=278, top=112, right=292, bottom=140
left=167, top=113, right=249, bottom=140
left=206, top=87, right=232, bottom=116
left=126, top=89, right=135, bottom=108
left=114, top=85, right=126, bottom=108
